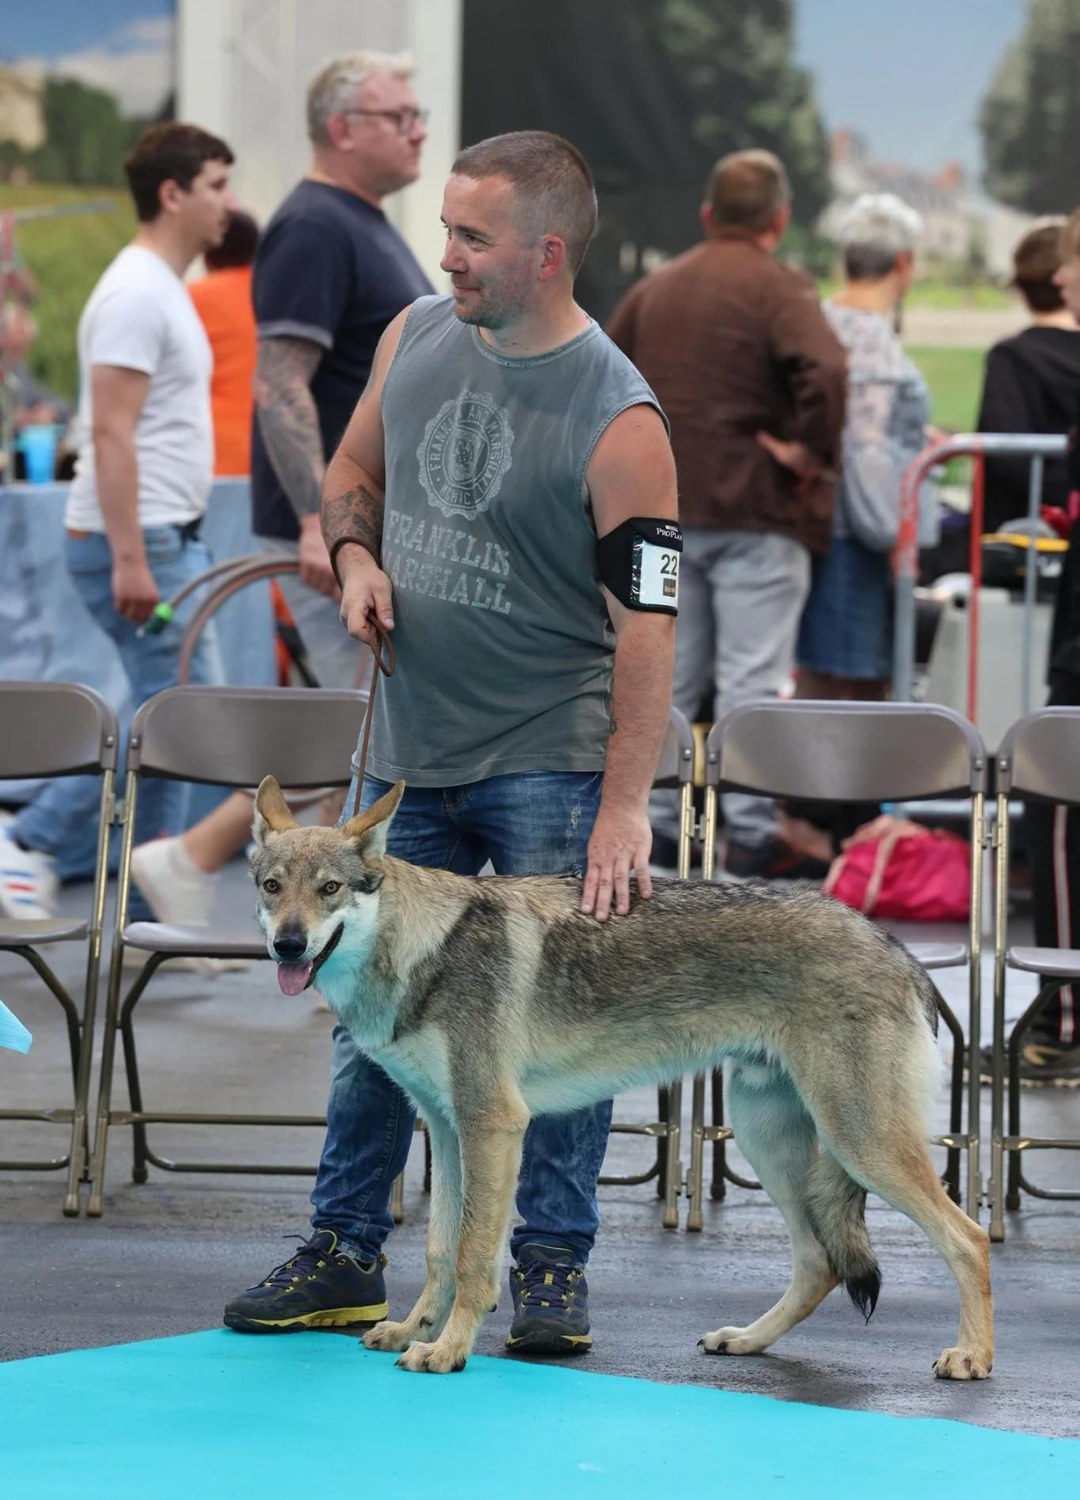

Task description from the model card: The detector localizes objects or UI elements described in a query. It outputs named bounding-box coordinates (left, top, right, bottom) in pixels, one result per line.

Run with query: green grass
left=904, top=344, right=987, bottom=433
left=0, top=184, right=136, bottom=401
left=817, top=276, right=1014, bottom=311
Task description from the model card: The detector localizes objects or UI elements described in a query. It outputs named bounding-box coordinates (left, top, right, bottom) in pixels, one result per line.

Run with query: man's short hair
left=1012, top=219, right=1067, bottom=312
left=706, top=149, right=790, bottom=233
left=306, top=50, right=414, bottom=145
left=125, top=123, right=234, bottom=224
left=205, top=210, right=260, bottom=270
left=451, top=130, right=598, bottom=275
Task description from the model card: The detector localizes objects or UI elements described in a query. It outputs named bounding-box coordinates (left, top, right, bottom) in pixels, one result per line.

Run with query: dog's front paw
left=395, top=1339, right=468, bottom=1374
left=699, top=1326, right=764, bottom=1356
left=933, top=1346, right=992, bottom=1381
left=362, top=1320, right=415, bottom=1353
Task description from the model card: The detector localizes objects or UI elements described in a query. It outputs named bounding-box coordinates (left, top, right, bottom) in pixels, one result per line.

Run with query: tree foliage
left=656, top=0, right=831, bottom=224
left=979, top=0, right=1080, bottom=214
left=1, top=78, right=147, bottom=187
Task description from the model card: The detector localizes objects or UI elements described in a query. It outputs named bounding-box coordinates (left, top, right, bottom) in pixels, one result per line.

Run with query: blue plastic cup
left=18, top=424, right=60, bottom=485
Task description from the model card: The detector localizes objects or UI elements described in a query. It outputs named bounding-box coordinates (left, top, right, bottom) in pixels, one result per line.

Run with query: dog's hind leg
left=817, top=1122, right=993, bottom=1381
left=701, top=1064, right=839, bottom=1357
left=395, top=1091, right=528, bottom=1375
left=364, top=1110, right=462, bottom=1355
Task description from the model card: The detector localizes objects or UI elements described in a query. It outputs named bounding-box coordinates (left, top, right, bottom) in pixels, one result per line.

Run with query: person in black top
left=1019, top=209, right=1080, bottom=1085
left=252, top=48, right=433, bottom=688
left=977, top=218, right=1080, bottom=535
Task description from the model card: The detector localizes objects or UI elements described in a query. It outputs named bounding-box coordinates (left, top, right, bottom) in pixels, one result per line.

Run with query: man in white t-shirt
left=0, top=124, right=237, bottom=922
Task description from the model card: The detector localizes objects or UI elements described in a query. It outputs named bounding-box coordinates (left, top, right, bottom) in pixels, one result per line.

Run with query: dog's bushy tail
left=804, top=1152, right=881, bottom=1322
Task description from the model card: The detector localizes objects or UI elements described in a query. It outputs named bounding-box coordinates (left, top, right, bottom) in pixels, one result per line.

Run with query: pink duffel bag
left=822, top=815, right=971, bottom=922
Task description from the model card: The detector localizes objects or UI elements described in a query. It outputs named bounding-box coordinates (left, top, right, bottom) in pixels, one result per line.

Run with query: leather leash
left=352, top=614, right=396, bottom=817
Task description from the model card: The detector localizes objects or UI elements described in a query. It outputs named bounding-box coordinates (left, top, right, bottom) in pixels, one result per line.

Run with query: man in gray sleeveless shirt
left=225, top=132, right=677, bottom=1356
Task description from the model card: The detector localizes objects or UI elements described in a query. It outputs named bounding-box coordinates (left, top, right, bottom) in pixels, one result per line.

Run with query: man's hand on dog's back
left=581, top=802, right=653, bottom=922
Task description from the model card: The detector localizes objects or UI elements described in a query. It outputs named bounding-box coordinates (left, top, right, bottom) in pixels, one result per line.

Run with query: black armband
left=597, top=517, right=682, bottom=614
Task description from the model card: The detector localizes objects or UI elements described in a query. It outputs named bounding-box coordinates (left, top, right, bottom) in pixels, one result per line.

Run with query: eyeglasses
left=343, top=107, right=429, bottom=135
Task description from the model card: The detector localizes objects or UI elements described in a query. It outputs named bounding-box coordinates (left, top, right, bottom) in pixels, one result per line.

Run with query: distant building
left=0, top=68, right=45, bottom=154
left=820, top=128, right=1031, bottom=279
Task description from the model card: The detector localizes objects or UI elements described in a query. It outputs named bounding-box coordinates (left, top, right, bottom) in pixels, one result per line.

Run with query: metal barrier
left=892, top=433, right=1068, bottom=714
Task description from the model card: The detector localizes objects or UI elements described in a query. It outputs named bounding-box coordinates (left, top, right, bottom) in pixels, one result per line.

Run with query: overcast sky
left=797, top=0, right=1028, bottom=179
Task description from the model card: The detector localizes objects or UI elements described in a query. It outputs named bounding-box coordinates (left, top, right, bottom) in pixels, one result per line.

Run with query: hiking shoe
left=724, top=837, right=830, bottom=882
left=971, top=1039, right=1080, bottom=1087
left=507, top=1243, right=592, bottom=1356
left=0, top=817, right=58, bottom=921
left=223, top=1230, right=388, bottom=1333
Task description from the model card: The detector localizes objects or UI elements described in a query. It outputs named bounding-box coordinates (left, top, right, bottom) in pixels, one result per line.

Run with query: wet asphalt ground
left=2, top=862, right=1078, bottom=1439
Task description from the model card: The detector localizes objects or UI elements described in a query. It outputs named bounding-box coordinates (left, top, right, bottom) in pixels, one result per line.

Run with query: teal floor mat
left=3, top=1330, right=1077, bottom=1498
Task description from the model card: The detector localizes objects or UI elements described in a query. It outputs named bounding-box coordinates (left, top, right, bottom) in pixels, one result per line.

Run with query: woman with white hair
left=795, top=192, right=930, bottom=700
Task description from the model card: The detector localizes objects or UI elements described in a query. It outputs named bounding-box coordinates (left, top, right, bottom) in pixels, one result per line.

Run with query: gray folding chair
left=85, top=685, right=365, bottom=1216
left=388, top=706, right=698, bottom=1231
left=687, top=700, right=988, bottom=1231
left=989, top=708, right=1080, bottom=1240
left=0, top=682, right=118, bottom=1215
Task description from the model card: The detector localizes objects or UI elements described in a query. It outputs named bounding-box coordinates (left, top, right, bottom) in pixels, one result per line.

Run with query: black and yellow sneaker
left=506, top=1243, right=592, bottom=1357
left=975, top=1038, right=1080, bottom=1087
left=223, top=1230, right=388, bottom=1333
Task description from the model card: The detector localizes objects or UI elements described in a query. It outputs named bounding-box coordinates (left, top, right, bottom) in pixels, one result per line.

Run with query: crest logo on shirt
left=416, top=391, right=514, bottom=520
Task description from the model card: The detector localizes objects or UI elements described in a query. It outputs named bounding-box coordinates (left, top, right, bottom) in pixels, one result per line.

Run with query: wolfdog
left=251, top=776, right=993, bottom=1381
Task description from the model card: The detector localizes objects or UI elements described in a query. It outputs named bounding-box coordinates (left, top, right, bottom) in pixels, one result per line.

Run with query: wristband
left=329, top=536, right=378, bottom=590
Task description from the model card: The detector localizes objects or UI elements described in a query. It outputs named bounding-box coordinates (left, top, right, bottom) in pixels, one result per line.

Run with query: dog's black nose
left=274, top=932, right=308, bottom=961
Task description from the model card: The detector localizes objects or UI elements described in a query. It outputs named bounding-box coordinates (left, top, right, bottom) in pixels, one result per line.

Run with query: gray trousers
left=651, top=526, right=810, bottom=851
left=257, top=535, right=365, bottom=691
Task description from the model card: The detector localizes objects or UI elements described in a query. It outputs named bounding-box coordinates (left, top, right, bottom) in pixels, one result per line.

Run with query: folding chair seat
left=0, top=681, right=118, bottom=1214
left=989, top=708, right=1080, bottom=1240
left=686, top=700, right=988, bottom=1231
left=86, top=685, right=365, bottom=1216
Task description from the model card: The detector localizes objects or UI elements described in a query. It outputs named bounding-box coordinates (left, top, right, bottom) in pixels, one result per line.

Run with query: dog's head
left=250, top=776, right=405, bottom=996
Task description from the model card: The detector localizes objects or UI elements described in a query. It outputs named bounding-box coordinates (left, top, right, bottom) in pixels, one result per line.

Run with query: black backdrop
left=461, top=0, right=716, bottom=323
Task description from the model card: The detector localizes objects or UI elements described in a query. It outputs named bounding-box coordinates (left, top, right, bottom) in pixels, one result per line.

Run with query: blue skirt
left=796, top=535, right=892, bottom=680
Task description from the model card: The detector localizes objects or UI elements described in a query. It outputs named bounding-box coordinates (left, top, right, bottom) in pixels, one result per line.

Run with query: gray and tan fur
left=251, top=777, right=993, bottom=1380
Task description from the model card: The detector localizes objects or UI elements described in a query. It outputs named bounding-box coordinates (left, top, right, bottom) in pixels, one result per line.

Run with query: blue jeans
left=14, top=527, right=222, bottom=916
left=311, top=769, right=613, bottom=1266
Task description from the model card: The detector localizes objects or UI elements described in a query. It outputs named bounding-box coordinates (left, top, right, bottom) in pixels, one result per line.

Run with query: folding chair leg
left=989, top=793, right=1010, bottom=1241
left=709, top=1068, right=726, bottom=1202
left=390, top=1170, right=405, bottom=1224
left=686, top=1074, right=706, bottom=1231
left=121, top=1003, right=150, bottom=1184
left=661, top=1076, right=682, bottom=1229
left=88, top=780, right=139, bottom=1217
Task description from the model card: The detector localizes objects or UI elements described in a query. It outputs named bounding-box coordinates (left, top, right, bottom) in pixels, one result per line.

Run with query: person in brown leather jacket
left=607, top=149, right=846, bottom=876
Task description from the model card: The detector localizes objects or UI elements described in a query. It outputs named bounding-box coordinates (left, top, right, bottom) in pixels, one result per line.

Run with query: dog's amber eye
left=262, top=878, right=280, bottom=894
left=322, top=881, right=341, bottom=896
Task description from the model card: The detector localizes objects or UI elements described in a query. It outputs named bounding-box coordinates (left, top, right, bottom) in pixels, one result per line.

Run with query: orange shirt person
left=189, top=211, right=259, bottom=475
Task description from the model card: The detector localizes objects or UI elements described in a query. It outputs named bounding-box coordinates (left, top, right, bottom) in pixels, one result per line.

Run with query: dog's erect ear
left=342, top=780, right=405, bottom=863
left=252, top=776, right=297, bottom=847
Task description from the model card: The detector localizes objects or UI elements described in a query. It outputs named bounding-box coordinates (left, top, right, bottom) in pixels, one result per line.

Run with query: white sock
left=169, top=837, right=219, bottom=885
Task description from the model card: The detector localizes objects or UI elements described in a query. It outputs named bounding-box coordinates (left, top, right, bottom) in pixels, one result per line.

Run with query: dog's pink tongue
left=277, top=961, right=313, bottom=997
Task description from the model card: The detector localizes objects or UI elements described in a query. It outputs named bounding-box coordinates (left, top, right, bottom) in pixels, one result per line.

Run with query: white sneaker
left=130, top=836, right=217, bottom=926
left=128, top=836, right=249, bottom=974
left=0, top=818, right=59, bottom=921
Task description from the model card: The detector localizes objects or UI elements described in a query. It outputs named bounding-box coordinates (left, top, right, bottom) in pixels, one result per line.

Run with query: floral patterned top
left=824, top=301, right=932, bottom=551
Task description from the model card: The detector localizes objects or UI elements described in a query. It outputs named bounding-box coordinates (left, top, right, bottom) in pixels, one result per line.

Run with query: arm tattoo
left=253, top=337, right=325, bottom=518
left=322, top=483, right=384, bottom=563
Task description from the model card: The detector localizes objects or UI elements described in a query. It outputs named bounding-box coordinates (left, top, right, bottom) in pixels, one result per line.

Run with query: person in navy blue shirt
left=251, top=49, right=433, bottom=686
